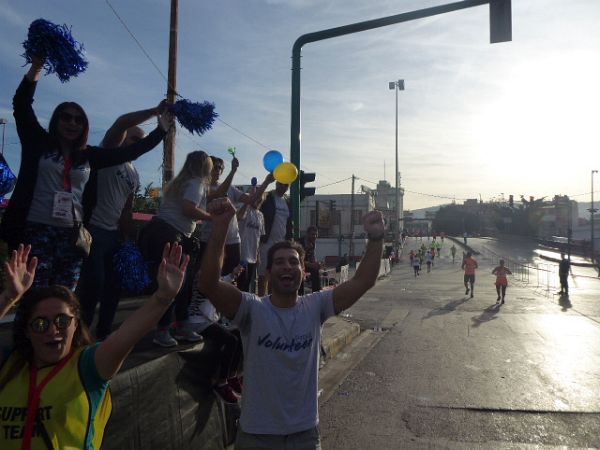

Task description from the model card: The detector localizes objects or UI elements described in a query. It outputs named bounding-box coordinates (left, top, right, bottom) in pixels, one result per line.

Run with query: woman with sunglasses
left=0, top=243, right=188, bottom=450
left=0, top=55, right=172, bottom=291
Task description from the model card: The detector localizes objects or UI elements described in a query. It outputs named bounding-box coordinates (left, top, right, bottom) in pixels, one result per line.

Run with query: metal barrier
left=479, top=246, right=558, bottom=297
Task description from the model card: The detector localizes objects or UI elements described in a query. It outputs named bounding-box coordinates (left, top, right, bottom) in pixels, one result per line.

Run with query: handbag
left=71, top=200, right=92, bottom=256
left=73, top=222, right=92, bottom=256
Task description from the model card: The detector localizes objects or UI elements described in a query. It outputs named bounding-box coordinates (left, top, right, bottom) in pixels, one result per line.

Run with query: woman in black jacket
left=1, top=56, right=170, bottom=290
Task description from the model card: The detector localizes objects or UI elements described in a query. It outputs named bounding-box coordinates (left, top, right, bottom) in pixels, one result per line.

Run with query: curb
left=321, top=316, right=361, bottom=361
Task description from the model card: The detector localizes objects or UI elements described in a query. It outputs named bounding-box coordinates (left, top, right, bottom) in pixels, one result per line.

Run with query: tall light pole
left=389, top=79, right=404, bottom=253
left=0, top=118, right=6, bottom=154
left=591, top=169, right=598, bottom=262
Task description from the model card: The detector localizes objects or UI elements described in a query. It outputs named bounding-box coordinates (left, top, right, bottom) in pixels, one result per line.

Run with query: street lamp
left=0, top=118, right=7, bottom=155
left=590, top=169, right=598, bottom=262
left=389, top=79, right=404, bottom=253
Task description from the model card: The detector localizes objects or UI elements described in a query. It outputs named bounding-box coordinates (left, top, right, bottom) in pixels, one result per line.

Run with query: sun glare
left=472, top=51, right=600, bottom=179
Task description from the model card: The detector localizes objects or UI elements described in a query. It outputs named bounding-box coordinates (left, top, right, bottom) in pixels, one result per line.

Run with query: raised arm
left=13, top=56, right=47, bottom=148
left=88, top=111, right=172, bottom=170
left=94, top=243, right=189, bottom=380
left=102, top=101, right=167, bottom=148
left=0, top=244, right=38, bottom=321
left=332, top=211, right=384, bottom=314
left=198, top=197, right=243, bottom=319
left=208, top=158, right=238, bottom=200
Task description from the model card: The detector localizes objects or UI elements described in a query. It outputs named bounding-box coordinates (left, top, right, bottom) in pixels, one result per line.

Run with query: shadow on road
left=421, top=297, right=470, bottom=320
left=558, top=293, right=572, bottom=312
left=470, top=304, right=501, bottom=328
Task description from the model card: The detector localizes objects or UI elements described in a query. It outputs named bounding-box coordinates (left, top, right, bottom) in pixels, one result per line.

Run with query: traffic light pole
left=289, top=0, right=511, bottom=238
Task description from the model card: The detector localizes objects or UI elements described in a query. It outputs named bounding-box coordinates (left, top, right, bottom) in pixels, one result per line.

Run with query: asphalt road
left=318, top=237, right=600, bottom=449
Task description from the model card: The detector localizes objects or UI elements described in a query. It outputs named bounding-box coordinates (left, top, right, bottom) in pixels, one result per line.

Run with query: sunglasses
left=29, top=314, right=75, bottom=334
left=58, top=111, right=85, bottom=126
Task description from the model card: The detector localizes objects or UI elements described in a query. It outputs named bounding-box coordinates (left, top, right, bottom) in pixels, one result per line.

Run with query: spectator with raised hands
left=198, top=197, right=384, bottom=450
left=0, top=242, right=188, bottom=450
left=1, top=55, right=171, bottom=291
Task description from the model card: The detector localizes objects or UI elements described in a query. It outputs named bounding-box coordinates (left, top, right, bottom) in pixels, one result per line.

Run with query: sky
left=1, top=0, right=599, bottom=211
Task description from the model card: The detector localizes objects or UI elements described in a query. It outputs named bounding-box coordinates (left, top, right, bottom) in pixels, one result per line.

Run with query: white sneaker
left=153, top=328, right=178, bottom=347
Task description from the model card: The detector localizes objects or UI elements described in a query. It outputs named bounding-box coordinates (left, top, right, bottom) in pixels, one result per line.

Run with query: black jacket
left=259, top=191, right=293, bottom=243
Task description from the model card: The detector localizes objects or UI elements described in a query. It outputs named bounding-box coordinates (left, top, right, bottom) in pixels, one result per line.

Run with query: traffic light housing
left=300, top=171, right=316, bottom=201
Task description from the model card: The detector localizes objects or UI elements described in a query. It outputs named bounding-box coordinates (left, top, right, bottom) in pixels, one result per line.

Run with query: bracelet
left=368, top=234, right=384, bottom=242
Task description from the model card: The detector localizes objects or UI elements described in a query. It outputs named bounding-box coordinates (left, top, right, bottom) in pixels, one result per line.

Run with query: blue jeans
left=79, top=224, right=122, bottom=340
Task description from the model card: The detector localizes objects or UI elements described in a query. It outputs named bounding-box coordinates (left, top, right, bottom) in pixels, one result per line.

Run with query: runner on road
left=462, top=251, right=478, bottom=298
left=492, top=259, right=512, bottom=304
left=450, top=244, right=457, bottom=263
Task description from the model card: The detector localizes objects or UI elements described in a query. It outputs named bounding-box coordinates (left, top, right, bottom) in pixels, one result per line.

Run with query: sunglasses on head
left=29, top=314, right=75, bottom=334
left=58, top=111, right=85, bottom=126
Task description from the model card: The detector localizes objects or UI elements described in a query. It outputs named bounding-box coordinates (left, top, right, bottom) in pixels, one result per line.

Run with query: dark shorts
left=464, top=274, right=475, bottom=284
left=236, top=426, right=321, bottom=450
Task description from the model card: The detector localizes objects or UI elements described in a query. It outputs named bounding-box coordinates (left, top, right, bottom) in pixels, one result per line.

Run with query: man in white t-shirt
left=198, top=197, right=384, bottom=450
left=79, top=102, right=164, bottom=340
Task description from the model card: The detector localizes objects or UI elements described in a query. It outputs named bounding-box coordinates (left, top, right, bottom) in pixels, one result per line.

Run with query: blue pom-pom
left=22, top=18, right=88, bottom=83
left=113, top=241, right=152, bottom=294
left=0, top=155, right=17, bottom=199
left=171, top=99, right=218, bottom=136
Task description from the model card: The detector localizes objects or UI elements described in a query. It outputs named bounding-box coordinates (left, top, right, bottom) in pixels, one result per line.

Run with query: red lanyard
left=63, top=156, right=72, bottom=192
left=21, top=351, right=75, bottom=450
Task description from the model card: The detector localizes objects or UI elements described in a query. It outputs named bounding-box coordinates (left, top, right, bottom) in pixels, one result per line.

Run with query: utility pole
left=350, top=174, right=355, bottom=263
left=163, top=0, right=178, bottom=188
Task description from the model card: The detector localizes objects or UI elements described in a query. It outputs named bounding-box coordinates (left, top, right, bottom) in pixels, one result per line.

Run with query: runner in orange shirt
left=492, top=259, right=512, bottom=304
left=461, top=252, right=478, bottom=298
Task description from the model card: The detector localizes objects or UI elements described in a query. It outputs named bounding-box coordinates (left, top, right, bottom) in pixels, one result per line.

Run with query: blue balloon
left=263, top=150, right=284, bottom=172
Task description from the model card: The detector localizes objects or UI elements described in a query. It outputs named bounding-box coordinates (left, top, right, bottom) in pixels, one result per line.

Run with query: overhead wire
left=103, top=0, right=339, bottom=183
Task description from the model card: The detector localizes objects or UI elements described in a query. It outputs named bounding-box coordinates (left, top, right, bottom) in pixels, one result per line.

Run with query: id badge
left=52, top=191, right=73, bottom=220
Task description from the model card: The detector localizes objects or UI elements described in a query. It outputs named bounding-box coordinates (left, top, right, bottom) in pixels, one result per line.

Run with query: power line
left=316, top=177, right=352, bottom=190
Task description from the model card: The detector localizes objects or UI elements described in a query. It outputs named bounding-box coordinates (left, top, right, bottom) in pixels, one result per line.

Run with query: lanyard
left=63, top=156, right=72, bottom=192
left=21, top=351, right=75, bottom=450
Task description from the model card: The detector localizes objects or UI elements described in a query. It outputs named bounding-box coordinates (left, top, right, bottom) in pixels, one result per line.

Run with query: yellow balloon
left=273, top=162, right=298, bottom=184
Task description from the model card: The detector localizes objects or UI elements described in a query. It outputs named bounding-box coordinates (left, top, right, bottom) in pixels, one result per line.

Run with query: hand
left=265, top=173, right=275, bottom=184
left=157, top=110, right=174, bottom=132
left=30, top=55, right=45, bottom=71
left=207, top=197, right=236, bottom=228
left=155, top=243, right=189, bottom=301
left=363, top=210, right=384, bottom=240
left=231, top=157, right=239, bottom=171
left=3, top=244, right=37, bottom=303
left=155, top=99, right=169, bottom=115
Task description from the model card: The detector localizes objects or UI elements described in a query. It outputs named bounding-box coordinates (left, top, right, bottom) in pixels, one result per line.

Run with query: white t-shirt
left=157, top=178, right=207, bottom=237
left=200, top=184, right=244, bottom=244
left=232, top=290, right=335, bottom=435
left=89, top=162, right=139, bottom=230
left=27, top=151, right=90, bottom=227
left=267, top=195, right=289, bottom=244
left=239, top=208, right=265, bottom=264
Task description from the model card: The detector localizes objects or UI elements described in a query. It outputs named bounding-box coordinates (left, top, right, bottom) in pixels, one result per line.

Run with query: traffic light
left=489, top=0, right=512, bottom=43
left=300, top=170, right=316, bottom=201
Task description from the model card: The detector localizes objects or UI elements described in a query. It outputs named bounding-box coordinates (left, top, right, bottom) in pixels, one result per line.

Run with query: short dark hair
left=267, top=241, right=305, bottom=270
left=306, top=226, right=318, bottom=234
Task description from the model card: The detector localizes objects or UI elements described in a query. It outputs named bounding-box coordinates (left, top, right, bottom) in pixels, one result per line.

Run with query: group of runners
left=406, top=237, right=513, bottom=304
